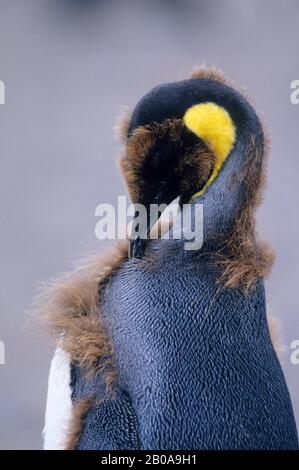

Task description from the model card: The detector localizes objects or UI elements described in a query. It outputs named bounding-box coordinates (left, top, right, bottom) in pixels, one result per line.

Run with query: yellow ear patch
left=183, top=102, right=236, bottom=198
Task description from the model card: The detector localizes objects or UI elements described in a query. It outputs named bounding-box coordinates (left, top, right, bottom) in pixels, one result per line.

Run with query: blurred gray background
left=0, top=0, right=298, bottom=450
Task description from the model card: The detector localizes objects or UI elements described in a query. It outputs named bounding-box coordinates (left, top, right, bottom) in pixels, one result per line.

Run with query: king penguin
left=42, top=68, right=298, bottom=450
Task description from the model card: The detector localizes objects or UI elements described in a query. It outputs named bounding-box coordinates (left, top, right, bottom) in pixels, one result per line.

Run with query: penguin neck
left=195, top=134, right=248, bottom=248
left=169, top=128, right=263, bottom=253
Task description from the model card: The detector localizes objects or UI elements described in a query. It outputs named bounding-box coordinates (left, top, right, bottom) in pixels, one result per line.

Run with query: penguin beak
left=129, top=189, right=175, bottom=259
left=129, top=209, right=151, bottom=259
left=129, top=236, right=147, bottom=259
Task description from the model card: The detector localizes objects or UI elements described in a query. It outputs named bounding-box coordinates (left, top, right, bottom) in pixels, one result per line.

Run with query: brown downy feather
left=120, top=118, right=216, bottom=206
left=64, top=397, right=94, bottom=450
left=119, top=124, right=155, bottom=203
left=36, top=240, right=128, bottom=384
left=190, top=65, right=251, bottom=102
left=191, top=65, right=230, bottom=85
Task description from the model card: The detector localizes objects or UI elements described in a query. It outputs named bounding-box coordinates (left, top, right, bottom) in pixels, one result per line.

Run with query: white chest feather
left=43, top=347, right=73, bottom=450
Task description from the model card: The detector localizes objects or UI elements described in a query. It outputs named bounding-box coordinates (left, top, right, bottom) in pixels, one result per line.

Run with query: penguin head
left=119, top=69, right=264, bottom=259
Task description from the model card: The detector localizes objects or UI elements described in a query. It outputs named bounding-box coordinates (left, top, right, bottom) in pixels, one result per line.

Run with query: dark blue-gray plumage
left=72, top=241, right=298, bottom=450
